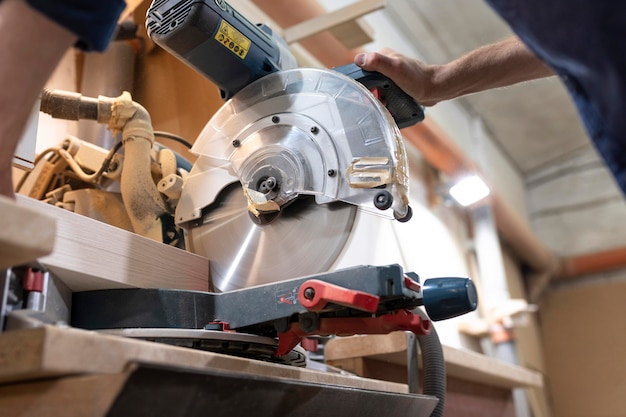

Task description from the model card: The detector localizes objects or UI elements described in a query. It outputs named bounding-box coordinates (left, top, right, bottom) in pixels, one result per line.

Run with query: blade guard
left=176, top=68, right=410, bottom=225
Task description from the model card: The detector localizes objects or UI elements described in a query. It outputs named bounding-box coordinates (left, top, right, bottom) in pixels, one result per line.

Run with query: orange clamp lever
left=298, top=279, right=380, bottom=313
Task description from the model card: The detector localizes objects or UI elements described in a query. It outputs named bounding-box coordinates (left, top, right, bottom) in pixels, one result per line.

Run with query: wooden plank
left=443, top=345, right=543, bottom=389
left=445, top=377, right=516, bottom=417
left=226, top=0, right=323, bottom=68
left=0, top=371, right=128, bottom=417
left=16, top=195, right=209, bottom=292
left=0, top=325, right=408, bottom=394
left=328, top=18, right=375, bottom=50
left=282, top=0, right=385, bottom=45
left=325, top=332, right=544, bottom=389
left=0, top=195, right=56, bottom=269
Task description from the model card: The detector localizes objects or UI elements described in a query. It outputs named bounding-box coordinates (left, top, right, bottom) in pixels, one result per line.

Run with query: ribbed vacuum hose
left=416, top=309, right=446, bottom=417
left=40, top=89, right=169, bottom=241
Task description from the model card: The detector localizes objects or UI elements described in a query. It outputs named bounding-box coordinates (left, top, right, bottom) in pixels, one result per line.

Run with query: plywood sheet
left=16, top=195, right=209, bottom=292
left=0, top=195, right=56, bottom=269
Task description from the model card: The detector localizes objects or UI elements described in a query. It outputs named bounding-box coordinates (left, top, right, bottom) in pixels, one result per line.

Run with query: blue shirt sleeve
left=485, top=0, right=626, bottom=195
left=25, top=0, right=127, bottom=52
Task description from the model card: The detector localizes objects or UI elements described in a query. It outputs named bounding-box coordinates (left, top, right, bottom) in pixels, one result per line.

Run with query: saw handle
left=422, top=277, right=478, bottom=321
left=334, top=63, right=425, bottom=129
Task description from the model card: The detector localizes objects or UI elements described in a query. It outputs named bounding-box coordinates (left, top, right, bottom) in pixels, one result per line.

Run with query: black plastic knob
left=422, top=277, right=478, bottom=321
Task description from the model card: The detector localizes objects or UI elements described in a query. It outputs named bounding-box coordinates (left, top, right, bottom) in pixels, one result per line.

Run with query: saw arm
left=71, top=264, right=477, bottom=357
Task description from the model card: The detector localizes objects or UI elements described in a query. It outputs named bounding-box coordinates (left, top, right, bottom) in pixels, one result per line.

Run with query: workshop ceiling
left=385, top=0, right=590, bottom=175
left=382, top=0, right=626, bottom=257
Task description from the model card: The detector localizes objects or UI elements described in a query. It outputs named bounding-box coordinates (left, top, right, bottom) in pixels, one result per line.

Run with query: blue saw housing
left=146, top=0, right=295, bottom=99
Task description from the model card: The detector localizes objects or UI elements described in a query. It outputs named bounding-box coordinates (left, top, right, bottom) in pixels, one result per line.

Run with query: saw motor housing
left=146, top=0, right=298, bottom=99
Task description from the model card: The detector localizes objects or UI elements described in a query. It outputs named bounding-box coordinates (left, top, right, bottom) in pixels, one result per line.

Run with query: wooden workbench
left=325, top=332, right=544, bottom=417
left=0, top=326, right=437, bottom=417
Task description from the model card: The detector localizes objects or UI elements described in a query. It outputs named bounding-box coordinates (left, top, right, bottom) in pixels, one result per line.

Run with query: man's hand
left=355, top=48, right=442, bottom=106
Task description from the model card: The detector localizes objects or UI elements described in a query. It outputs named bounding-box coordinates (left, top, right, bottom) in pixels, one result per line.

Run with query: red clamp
left=298, top=279, right=380, bottom=313
left=276, top=309, right=431, bottom=356
left=23, top=268, right=44, bottom=292
left=404, top=275, right=421, bottom=293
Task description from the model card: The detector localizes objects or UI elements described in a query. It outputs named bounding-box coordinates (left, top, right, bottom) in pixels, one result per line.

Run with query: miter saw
left=6, top=1, right=478, bottom=415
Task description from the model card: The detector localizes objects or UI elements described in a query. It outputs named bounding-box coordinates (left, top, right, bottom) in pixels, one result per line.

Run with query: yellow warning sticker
left=214, top=19, right=251, bottom=59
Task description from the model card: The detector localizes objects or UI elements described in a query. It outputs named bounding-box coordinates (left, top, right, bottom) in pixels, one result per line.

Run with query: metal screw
left=232, top=139, right=241, bottom=147
left=310, top=126, right=319, bottom=134
left=301, top=316, right=314, bottom=329
left=214, top=0, right=227, bottom=11
left=303, top=287, right=315, bottom=300
left=374, top=190, right=393, bottom=210
left=327, top=169, right=336, bottom=177
left=272, top=116, right=280, bottom=123
left=259, top=176, right=277, bottom=193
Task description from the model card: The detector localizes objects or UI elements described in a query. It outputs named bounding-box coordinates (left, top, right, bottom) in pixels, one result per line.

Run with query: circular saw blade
left=187, top=182, right=356, bottom=291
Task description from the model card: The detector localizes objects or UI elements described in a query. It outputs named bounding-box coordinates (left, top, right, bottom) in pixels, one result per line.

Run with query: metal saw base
left=99, top=328, right=307, bottom=367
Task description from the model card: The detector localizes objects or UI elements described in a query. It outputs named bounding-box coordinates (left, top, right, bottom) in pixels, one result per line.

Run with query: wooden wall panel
left=501, top=247, right=554, bottom=417
left=540, top=275, right=626, bottom=417
left=132, top=4, right=224, bottom=158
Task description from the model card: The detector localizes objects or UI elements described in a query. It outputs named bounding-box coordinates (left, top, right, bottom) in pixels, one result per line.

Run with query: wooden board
left=325, top=331, right=543, bottom=389
left=0, top=195, right=56, bottom=269
left=282, top=0, right=384, bottom=46
left=0, top=361, right=438, bottom=417
left=0, top=325, right=408, bottom=395
left=15, top=195, right=209, bottom=292
left=0, top=371, right=128, bottom=417
left=540, top=277, right=626, bottom=417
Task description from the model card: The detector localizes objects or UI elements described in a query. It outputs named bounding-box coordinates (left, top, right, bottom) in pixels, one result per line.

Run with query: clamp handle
left=298, top=279, right=380, bottom=313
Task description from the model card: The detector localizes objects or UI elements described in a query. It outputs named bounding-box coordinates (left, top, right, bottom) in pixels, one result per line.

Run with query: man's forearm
left=355, top=36, right=554, bottom=106
left=0, top=0, right=76, bottom=197
left=430, top=36, right=554, bottom=102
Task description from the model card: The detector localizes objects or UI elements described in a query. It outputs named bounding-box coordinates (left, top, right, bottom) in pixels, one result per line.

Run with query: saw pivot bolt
left=374, top=190, right=393, bottom=210
left=299, top=312, right=319, bottom=333
left=303, top=287, right=316, bottom=300
left=258, top=176, right=277, bottom=194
